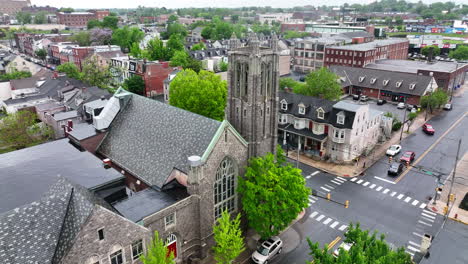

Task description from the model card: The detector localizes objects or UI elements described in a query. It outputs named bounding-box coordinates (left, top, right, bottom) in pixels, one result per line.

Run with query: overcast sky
left=31, top=0, right=462, bottom=10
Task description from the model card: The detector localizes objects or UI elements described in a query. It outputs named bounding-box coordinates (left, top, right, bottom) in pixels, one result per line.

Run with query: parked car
left=397, top=102, right=405, bottom=109
left=400, top=151, right=416, bottom=163
left=360, top=95, right=369, bottom=101
left=386, top=144, right=402, bottom=156
left=388, top=162, right=404, bottom=176
left=333, top=242, right=353, bottom=257
left=377, top=99, right=387, bottom=105
left=411, top=108, right=417, bottom=113
left=422, top=123, right=435, bottom=135
left=443, top=103, right=452, bottom=111
left=406, top=104, right=414, bottom=111
left=251, top=237, right=283, bottom=264
left=353, top=94, right=360, bottom=100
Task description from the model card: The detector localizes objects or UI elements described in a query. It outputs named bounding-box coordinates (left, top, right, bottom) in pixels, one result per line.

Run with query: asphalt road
left=273, top=90, right=468, bottom=264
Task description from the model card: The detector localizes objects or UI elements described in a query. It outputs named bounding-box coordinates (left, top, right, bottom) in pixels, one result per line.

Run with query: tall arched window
left=214, top=157, right=237, bottom=219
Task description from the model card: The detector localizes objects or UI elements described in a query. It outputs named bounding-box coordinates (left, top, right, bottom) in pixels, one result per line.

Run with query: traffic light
left=443, top=206, right=448, bottom=214
left=327, top=193, right=331, bottom=201
left=345, top=200, right=349, bottom=208
left=449, top=193, right=455, bottom=202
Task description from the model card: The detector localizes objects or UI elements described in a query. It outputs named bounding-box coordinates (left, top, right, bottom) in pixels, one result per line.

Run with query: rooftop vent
left=409, top=83, right=416, bottom=90
left=396, top=81, right=402, bottom=88
left=383, top=80, right=389, bottom=86
left=359, top=76, right=365, bottom=82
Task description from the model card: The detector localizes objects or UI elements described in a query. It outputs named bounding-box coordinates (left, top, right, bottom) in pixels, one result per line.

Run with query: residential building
left=292, top=37, right=343, bottom=73
left=87, top=50, right=125, bottom=68
left=56, top=10, right=109, bottom=28
left=257, top=13, right=296, bottom=25
left=330, top=65, right=437, bottom=105
left=0, top=0, right=30, bottom=15
left=71, top=45, right=120, bottom=70
left=163, top=68, right=181, bottom=103
left=130, top=60, right=181, bottom=97
left=278, top=91, right=384, bottom=163
left=305, top=24, right=374, bottom=34
left=281, top=23, right=306, bottom=32
left=4, top=55, right=41, bottom=74
left=365, top=60, right=468, bottom=92
left=48, top=42, right=79, bottom=65
left=110, top=56, right=130, bottom=85
left=324, top=39, right=409, bottom=68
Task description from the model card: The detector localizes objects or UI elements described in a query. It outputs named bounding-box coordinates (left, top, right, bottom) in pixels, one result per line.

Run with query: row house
left=14, top=33, right=72, bottom=55
left=324, top=38, right=409, bottom=68
left=278, top=91, right=384, bottom=163
left=71, top=45, right=121, bottom=70
left=131, top=60, right=181, bottom=97
left=48, top=42, right=79, bottom=64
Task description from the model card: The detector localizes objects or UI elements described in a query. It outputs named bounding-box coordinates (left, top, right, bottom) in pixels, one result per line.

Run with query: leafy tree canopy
left=170, top=50, right=190, bottom=67
left=294, top=67, right=342, bottom=100
left=56, top=62, right=82, bottom=80
left=284, top=31, right=309, bottom=39
left=279, top=77, right=305, bottom=91
left=421, top=45, right=441, bottom=57
left=16, top=12, right=32, bottom=24
left=0, top=71, right=31, bottom=81
left=161, top=23, right=187, bottom=39
left=213, top=211, right=245, bottom=264
left=169, top=69, right=227, bottom=121
left=122, top=75, right=145, bottom=95
left=71, top=31, right=91, bottom=46
left=140, top=231, right=175, bottom=264
left=238, top=146, right=310, bottom=239
left=449, top=46, right=468, bottom=61
left=33, top=11, right=47, bottom=24
left=111, top=26, right=144, bottom=51
left=35, top=48, right=47, bottom=61
left=190, top=42, right=206, bottom=51
left=102, top=15, right=119, bottom=29
left=81, top=56, right=112, bottom=89
left=421, top=90, right=448, bottom=111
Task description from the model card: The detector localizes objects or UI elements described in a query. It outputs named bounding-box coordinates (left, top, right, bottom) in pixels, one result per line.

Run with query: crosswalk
left=350, top=177, right=427, bottom=210
left=309, top=210, right=349, bottom=231
left=405, top=209, right=438, bottom=256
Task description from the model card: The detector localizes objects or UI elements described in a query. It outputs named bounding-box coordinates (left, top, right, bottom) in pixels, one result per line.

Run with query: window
left=214, top=158, right=236, bottom=219
left=396, top=81, right=402, bottom=88
left=370, top=78, right=376, bottom=84
left=281, top=100, right=288, bottom=110
left=279, top=114, right=287, bottom=124
left=409, top=83, right=416, bottom=90
left=317, top=108, right=324, bottom=119
left=98, top=229, right=104, bottom=240
left=132, top=240, right=144, bottom=260
left=358, top=76, right=365, bottom=83
left=298, top=104, right=305, bottom=114
left=165, top=213, right=175, bottom=228
left=313, top=123, right=324, bottom=135
left=383, top=80, right=389, bottom=86
left=337, top=114, right=345, bottom=125
left=110, top=250, right=123, bottom=264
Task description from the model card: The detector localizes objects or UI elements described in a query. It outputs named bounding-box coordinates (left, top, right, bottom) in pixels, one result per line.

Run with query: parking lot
left=343, top=96, right=409, bottom=121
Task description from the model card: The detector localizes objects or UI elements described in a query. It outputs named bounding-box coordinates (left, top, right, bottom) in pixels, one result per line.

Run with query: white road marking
left=405, top=197, right=412, bottom=203
left=421, top=212, right=436, bottom=220
left=331, top=180, right=342, bottom=185
left=318, top=191, right=326, bottom=196
left=311, top=171, right=320, bottom=176
left=363, top=181, right=370, bottom=186
left=306, top=175, right=312, bottom=179
left=323, top=218, right=333, bottom=225
left=421, top=216, right=435, bottom=223
left=310, top=196, right=318, bottom=201
left=309, top=212, right=318, bottom=218
left=383, top=188, right=390, bottom=194
left=320, top=186, right=331, bottom=192
left=338, top=225, right=348, bottom=231
left=316, top=215, right=325, bottom=221
left=336, top=177, right=347, bottom=182
left=423, top=209, right=437, bottom=216
left=418, top=220, right=432, bottom=226
left=376, top=186, right=383, bottom=191
left=330, top=221, right=340, bottom=229
left=409, top=241, right=421, bottom=247
left=406, top=251, right=415, bottom=257
left=357, top=179, right=364, bottom=184
left=412, top=232, right=423, bottom=238
left=412, top=200, right=419, bottom=206
left=324, top=184, right=334, bottom=189
left=369, top=184, right=376, bottom=189
left=350, top=177, right=358, bottom=182
left=308, top=200, right=316, bottom=204
left=419, top=203, right=427, bottom=209
left=390, top=191, right=397, bottom=197
left=374, top=176, right=396, bottom=184
left=407, top=245, right=420, bottom=252
left=397, top=194, right=404, bottom=199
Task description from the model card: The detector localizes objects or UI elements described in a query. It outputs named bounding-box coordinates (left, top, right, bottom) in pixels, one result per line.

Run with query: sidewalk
left=429, top=152, right=468, bottom=225
left=287, top=109, right=437, bottom=177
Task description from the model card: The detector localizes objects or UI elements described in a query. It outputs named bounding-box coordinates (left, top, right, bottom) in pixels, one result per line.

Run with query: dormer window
left=383, top=80, right=389, bottom=86
left=409, top=83, right=416, bottom=90
left=317, top=108, right=324, bottom=119
left=359, top=76, right=365, bottom=83
left=396, top=81, right=402, bottom=88
left=370, top=78, right=376, bottom=84
left=337, top=112, right=345, bottom=125
left=280, top=99, right=288, bottom=110
left=298, top=103, right=305, bottom=115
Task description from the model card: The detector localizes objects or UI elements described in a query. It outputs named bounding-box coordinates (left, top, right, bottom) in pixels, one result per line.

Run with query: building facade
left=292, top=38, right=343, bottom=73
left=0, top=0, right=30, bottom=15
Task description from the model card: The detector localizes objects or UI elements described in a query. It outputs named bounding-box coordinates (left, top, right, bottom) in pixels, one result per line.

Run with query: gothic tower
left=226, top=32, right=279, bottom=158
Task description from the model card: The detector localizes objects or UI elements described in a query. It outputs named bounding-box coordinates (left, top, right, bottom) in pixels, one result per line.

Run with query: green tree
left=212, top=211, right=245, bottom=264
left=167, top=14, right=179, bottom=23
left=190, top=42, right=206, bottom=51
left=284, top=31, right=309, bottom=39
left=184, top=57, right=202, bottom=73
left=219, top=60, right=228, bottom=72
left=87, top=19, right=102, bottom=29
left=140, top=231, right=175, bottom=264
left=56, top=62, right=82, bottom=80
left=449, top=45, right=468, bottom=60
left=231, top=14, right=239, bottom=23
left=166, top=34, right=185, bottom=53
left=102, top=16, right=119, bottom=29
left=279, top=77, right=305, bottom=91
left=431, top=90, right=449, bottom=108
left=296, top=67, right=342, bottom=100
left=71, top=31, right=91, bottom=46
left=146, top=38, right=172, bottom=61
left=421, top=45, right=441, bottom=57
left=170, top=50, right=190, bottom=67
left=0, top=71, right=32, bottom=81
left=169, top=69, right=227, bottom=121
left=58, top=7, right=74, bottom=12
left=129, top=42, right=144, bottom=58
left=81, top=56, right=112, bottom=89
left=122, top=75, right=145, bottom=95
left=162, top=23, right=187, bottom=39
left=16, top=12, right=32, bottom=24
left=307, top=222, right=412, bottom=264
left=238, top=146, right=310, bottom=239
left=35, top=48, right=47, bottom=61
left=201, top=26, right=214, bottom=39
left=33, top=12, right=47, bottom=24
left=111, top=26, right=144, bottom=51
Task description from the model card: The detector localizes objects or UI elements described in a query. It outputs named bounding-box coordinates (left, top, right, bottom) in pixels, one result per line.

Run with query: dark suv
left=388, top=162, right=404, bottom=176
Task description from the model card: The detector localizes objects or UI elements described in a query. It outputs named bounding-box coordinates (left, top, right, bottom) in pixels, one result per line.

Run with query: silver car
left=251, top=236, right=283, bottom=264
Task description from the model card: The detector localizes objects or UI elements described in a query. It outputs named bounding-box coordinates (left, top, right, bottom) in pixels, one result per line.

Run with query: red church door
left=166, top=234, right=177, bottom=258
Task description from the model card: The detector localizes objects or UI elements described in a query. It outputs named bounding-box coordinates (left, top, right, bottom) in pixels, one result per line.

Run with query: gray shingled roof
left=328, top=38, right=408, bottom=51
left=98, top=93, right=222, bottom=189
left=366, top=59, right=466, bottom=74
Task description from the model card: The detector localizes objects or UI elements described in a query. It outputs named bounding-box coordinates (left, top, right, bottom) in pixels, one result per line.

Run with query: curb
left=448, top=217, right=468, bottom=226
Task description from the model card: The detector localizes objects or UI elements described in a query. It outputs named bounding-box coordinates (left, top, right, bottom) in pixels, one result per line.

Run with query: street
left=273, top=89, right=468, bottom=264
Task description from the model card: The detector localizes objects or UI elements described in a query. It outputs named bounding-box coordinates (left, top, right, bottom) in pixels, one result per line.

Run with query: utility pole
left=450, top=63, right=458, bottom=102
left=446, top=139, right=462, bottom=217
left=425, top=72, right=434, bottom=121
left=399, top=98, right=407, bottom=143
left=296, top=136, right=301, bottom=168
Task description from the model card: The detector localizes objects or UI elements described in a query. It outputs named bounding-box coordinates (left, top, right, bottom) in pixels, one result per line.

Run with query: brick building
left=324, top=38, right=409, bottom=68
left=281, top=23, right=306, bottom=32
left=56, top=10, right=109, bottom=28
left=71, top=45, right=120, bottom=70
left=0, top=0, right=30, bottom=15
left=130, top=60, right=181, bottom=97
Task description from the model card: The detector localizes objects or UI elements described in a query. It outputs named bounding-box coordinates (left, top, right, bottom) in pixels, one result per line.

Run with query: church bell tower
left=226, top=32, right=279, bottom=158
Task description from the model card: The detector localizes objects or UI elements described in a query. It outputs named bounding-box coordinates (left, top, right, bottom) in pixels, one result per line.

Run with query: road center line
left=374, top=176, right=397, bottom=184
left=395, top=111, right=468, bottom=183
left=311, top=171, right=320, bottom=176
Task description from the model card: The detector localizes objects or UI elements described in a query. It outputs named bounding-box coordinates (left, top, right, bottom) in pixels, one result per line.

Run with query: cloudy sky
left=31, top=0, right=458, bottom=9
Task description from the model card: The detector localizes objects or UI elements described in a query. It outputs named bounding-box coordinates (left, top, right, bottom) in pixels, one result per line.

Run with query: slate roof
left=189, top=48, right=228, bottom=60
left=328, top=38, right=408, bottom=51
left=0, top=139, right=124, bottom=214
left=68, top=123, right=98, bottom=140
left=279, top=91, right=336, bottom=123
left=0, top=177, right=105, bottom=264
left=365, top=59, right=466, bottom=74
left=98, top=93, right=222, bottom=189
left=330, top=65, right=432, bottom=96
left=113, top=188, right=178, bottom=222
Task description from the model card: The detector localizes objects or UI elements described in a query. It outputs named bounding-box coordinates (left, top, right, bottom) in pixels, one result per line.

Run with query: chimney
left=103, top=158, right=112, bottom=168
left=67, top=119, right=73, bottom=130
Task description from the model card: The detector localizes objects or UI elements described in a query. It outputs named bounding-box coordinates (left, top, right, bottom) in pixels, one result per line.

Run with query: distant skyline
left=31, top=0, right=463, bottom=10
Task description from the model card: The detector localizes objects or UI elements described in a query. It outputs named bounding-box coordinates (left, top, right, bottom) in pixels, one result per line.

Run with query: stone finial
left=229, top=32, right=240, bottom=50
left=248, top=32, right=259, bottom=50
left=271, top=31, right=278, bottom=51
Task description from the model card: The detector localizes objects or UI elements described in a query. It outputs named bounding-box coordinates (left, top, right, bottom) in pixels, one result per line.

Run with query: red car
left=422, top=123, right=435, bottom=135
left=400, top=151, right=416, bottom=163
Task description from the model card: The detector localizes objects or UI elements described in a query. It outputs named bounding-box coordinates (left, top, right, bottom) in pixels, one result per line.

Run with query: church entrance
left=166, top=234, right=177, bottom=258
